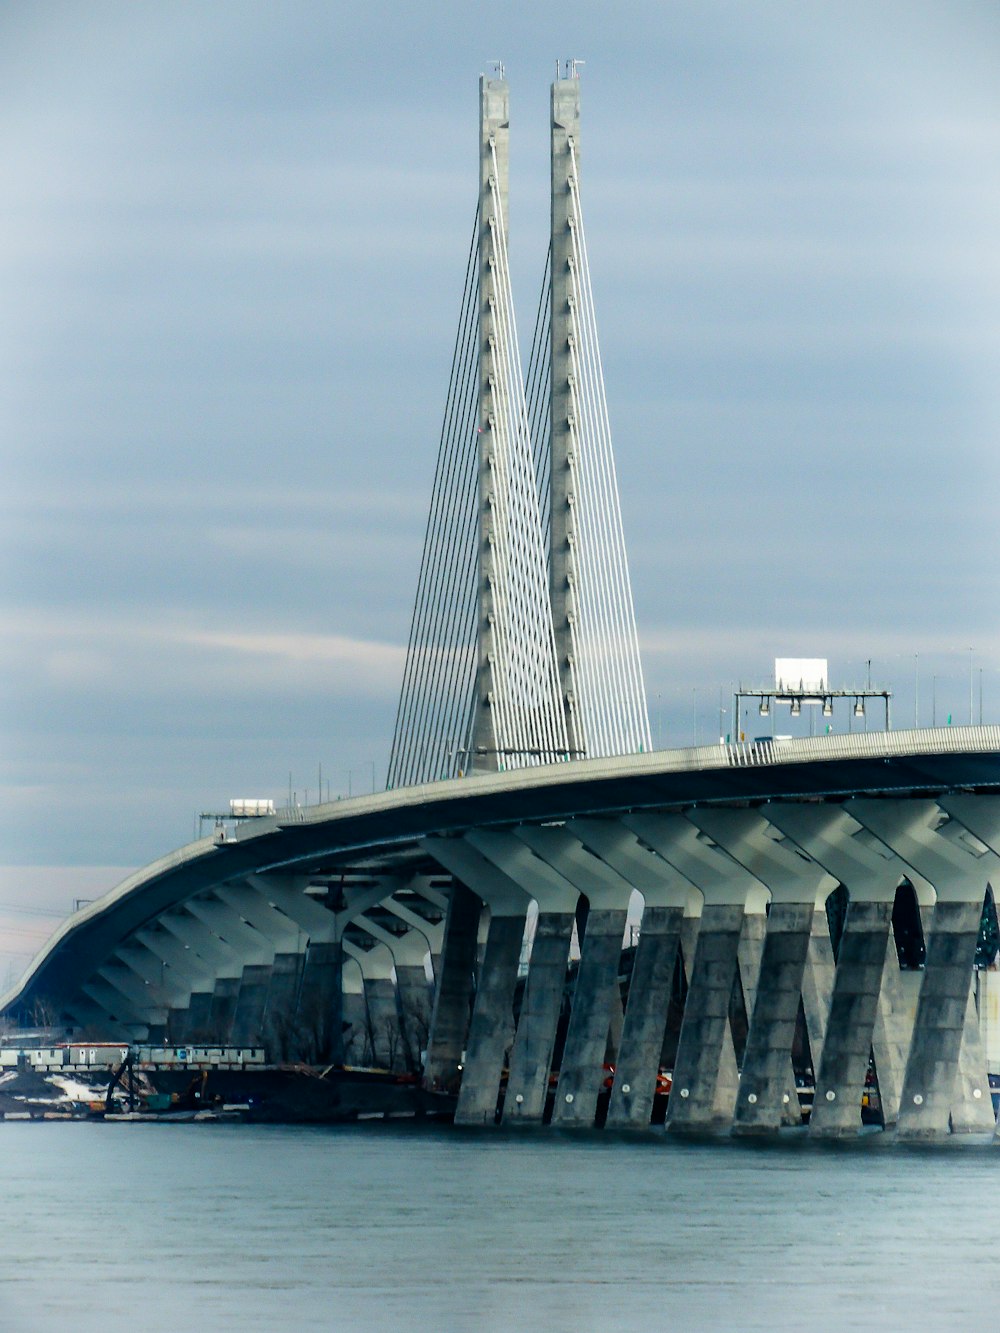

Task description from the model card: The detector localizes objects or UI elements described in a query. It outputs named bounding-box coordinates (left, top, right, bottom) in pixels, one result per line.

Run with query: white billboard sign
left=774, top=658, right=828, bottom=693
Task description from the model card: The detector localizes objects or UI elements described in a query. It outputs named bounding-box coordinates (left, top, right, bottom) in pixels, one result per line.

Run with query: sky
left=2, top=1, right=999, bottom=981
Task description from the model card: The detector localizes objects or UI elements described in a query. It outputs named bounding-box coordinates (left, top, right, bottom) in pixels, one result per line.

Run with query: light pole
left=914, top=653, right=919, bottom=728
left=969, top=647, right=974, bottom=725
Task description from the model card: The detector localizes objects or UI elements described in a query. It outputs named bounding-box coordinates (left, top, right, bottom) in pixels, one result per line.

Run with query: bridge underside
left=5, top=729, right=1000, bottom=1140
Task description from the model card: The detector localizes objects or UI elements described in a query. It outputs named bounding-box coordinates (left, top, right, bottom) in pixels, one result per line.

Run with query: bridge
left=3, top=71, right=999, bottom=1142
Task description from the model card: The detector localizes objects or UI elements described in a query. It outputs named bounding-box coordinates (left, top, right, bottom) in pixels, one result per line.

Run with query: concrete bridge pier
left=157, top=906, right=259, bottom=1044
left=91, top=955, right=170, bottom=1043
left=568, top=818, right=694, bottom=1130
left=134, top=922, right=220, bottom=1044
left=514, top=824, right=635, bottom=1128
left=217, top=883, right=308, bottom=1058
left=423, top=836, right=530, bottom=1124
left=354, top=918, right=433, bottom=1073
left=340, top=957, right=370, bottom=1064
left=421, top=883, right=482, bottom=1093
left=937, top=795, right=1000, bottom=1138
left=625, top=812, right=763, bottom=1133
left=183, top=895, right=277, bottom=1046
left=800, top=905, right=836, bottom=1089
left=454, top=830, right=581, bottom=1126
left=731, top=904, right=801, bottom=1125
left=847, top=798, right=998, bottom=1138
left=767, top=804, right=920, bottom=1135
left=687, top=807, right=839, bottom=1135
left=343, top=941, right=401, bottom=1070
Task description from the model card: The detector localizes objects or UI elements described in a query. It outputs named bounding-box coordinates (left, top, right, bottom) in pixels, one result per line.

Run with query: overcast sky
left=2, top=1, right=999, bottom=979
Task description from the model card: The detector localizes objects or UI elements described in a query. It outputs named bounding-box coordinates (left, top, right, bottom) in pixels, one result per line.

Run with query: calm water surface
left=2, top=1123, right=999, bottom=1330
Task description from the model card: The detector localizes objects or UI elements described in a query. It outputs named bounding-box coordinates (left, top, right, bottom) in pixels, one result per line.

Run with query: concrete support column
left=209, top=977, right=241, bottom=1043
left=353, top=916, right=433, bottom=1073
left=449, top=836, right=576, bottom=1126
left=422, top=835, right=531, bottom=1125
left=181, top=896, right=277, bottom=1047
left=568, top=818, right=695, bottom=1130
left=685, top=807, right=839, bottom=1135
left=396, top=963, right=433, bottom=1070
left=231, top=965, right=272, bottom=1046
left=134, top=924, right=219, bottom=1044
left=365, top=977, right=401, bottom=1069
left=341, top=958, right=370, bottom=1065
left=178, top=991, right=214, bottom=1043
left=766, top=804, right=917, bottom=1135
left=452, top=828, right=579, bottom=1126
left=292, top=940, right=342, bottom=1064
left=801, top=906, right=836, bottom=1079
left=422, top=883, right=482, bottom=1093
left=343, top=942, right=400, bottom=1070
left=504, top=908, right=576, bottom=1122
left=817, top=899, right=896, bottom=1135
left=514, top=824, right=635, bottom=1128
left=625, top=812, right=764, bottom=1133
left=938, top=795, right=1000, bottom=1139
left=667, top=902, right=745, bottom=1131
left=263, top=953, right=304, bottom=1059
left=847, top=798, right=998, bottom=1138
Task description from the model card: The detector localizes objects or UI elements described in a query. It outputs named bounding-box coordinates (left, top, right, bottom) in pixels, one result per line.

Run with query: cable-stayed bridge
left=388, top=72, right=649, bottom=789
left=3, top=72, right=1000, bottom=1142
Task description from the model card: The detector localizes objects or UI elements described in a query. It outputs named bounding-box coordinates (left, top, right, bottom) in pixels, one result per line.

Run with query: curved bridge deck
left=5, top=727, right=1000, bottom=1141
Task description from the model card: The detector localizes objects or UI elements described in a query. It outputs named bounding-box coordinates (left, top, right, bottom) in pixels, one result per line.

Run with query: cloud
left=1, top=0, right=999, bottom=882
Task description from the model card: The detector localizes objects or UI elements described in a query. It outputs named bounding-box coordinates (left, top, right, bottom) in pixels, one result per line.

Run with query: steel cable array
left=387, top=211, right=480, bottom=788
left=557, top=142, right=651, bottom=757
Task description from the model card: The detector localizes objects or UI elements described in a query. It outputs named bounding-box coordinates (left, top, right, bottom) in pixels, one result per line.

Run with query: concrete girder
left=845, top=799, right=998, bottom=903
left=342, top=941, right=395, bottom=981
left=937, top=795, right=1000, bottom=870
left=566, top=817, right=696, bottom=908
left=513, top=823, right=634, bottom=910
left=352, top=917, right=430, bottom=970
left=403, top=876, right=451, bottom=913
left=622, top=812, right=765, bottom=911
left=215, top=883, right=304, bottom=953
left=764, top=804, right=930, bottom=902
left=80, top=975, right=152, bottom=1036
left=464, top=828, right=579, bottom=914
left=245, top=873, right=339, bottom=942
left=113, top=943, right=192, bottom=1028
left=94, top=962, right=168, bottom=1027
left=685, top=808, right=837, bottom=907
left=421, top=836, right=530, bottom=917
left=134, top=926, right=217, bottom=994
left=157, top=909, right=246, bottom=979
left=184, top=897, right=274, bottom=966
left=63, top=994, right=120, bottom=1035
left=95, top=945, right=170, bottom=1011
left=381, top=897, right=444, bottom=955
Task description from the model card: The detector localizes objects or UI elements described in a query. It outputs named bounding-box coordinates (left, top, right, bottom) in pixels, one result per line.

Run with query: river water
left=2, top=1123, right=999, bottom=1330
